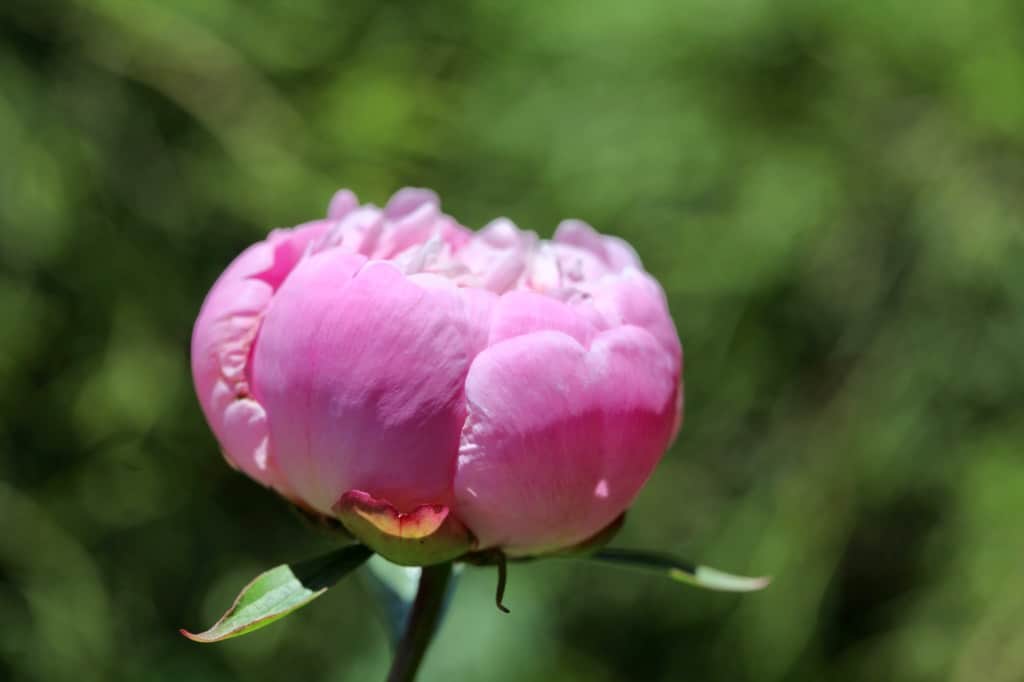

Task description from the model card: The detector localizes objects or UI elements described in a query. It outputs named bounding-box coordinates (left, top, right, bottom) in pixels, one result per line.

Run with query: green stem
left=385, top=562, right=453, bottom=682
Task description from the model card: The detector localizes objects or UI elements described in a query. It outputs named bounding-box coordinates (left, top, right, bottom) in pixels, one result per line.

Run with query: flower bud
left=192, top=188, right=682, bottom=564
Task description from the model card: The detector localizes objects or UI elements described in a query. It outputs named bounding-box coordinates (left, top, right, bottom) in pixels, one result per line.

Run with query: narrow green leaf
left=581, top=548, right=770, bottom=592
left=181, top=544, right=374, bottom=643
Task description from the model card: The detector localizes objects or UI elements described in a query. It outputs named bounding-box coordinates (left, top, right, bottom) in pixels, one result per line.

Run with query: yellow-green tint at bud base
left=333, top=490, right=476, bottom=566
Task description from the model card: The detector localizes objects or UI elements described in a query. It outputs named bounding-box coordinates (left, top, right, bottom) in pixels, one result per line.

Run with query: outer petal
left=253, top=256, right=473, bottom=515
left=454, top=327, right=680, bottom=555
left=459, top=286, right=499, bottom=358
left=489, top=290, right=598, bottom=347
left=191, top=221, right=329, bottom=489
left=572, top=268, right=682, bottom=366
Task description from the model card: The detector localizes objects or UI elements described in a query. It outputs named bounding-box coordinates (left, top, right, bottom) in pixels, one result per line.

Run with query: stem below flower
left=386, top=562, right=453, bottom=682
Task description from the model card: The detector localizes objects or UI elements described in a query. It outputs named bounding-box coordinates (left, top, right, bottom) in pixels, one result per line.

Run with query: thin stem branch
left=494, top=552, right=510, bottom=613
left=386, top=562, right=453, bottom=682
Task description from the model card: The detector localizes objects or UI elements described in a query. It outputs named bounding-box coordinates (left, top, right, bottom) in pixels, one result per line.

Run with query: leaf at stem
left=181, top=544, right=374, bottom=643
left=581, top=548, right=770, bottom=592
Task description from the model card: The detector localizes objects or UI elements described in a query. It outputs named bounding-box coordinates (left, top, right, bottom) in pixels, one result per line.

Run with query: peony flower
left=191, top=188, right=683, bottom=564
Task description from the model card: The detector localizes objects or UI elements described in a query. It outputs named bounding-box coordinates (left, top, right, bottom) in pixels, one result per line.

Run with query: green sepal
left=333, top=490, right=475, bottom=566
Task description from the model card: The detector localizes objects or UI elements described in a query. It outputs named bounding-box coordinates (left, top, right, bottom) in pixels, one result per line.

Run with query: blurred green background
left=2, top=1, right=1023, bottom=680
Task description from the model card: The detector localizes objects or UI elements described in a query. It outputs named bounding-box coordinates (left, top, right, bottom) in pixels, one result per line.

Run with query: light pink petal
left=385, top=187, right=440, bottom=219
left=553, top=219, right=608, bottom=259
left=479, top=218, right=534, bottom=249
left=488, top=290, right=598, bottom=347
left=525, top=243, right=563, bottom=293
left=573, top=268, right=682, bottom=365
left=602, top=235, right=642, bottom=271
left=457, top=222, right=534, bottom=293
left=433, top=215, right=474, bottom=251
left=552, top=242, right=612, bottom=284
left=554, top=219, right=641, bottom=272
left=373, top=188, right=473, bottom=258
left=454, top=327, right=681, bottom=555
left=191, top=222, right=328, bottom=488
left=314, top=206, right=384, bottom=255
left=327, top=189, right=359, bottom=220
left=253, top=256, right=472, bottom=515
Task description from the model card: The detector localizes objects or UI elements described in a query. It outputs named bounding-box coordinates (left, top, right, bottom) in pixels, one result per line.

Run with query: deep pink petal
left=454, top=327, right=681, bottom=555
left=253, top=256, right=472, bottom=514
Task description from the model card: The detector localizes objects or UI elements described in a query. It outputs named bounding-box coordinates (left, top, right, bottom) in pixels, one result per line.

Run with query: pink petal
left=433, top=215, right=474, bottom=251
left=554, top=219, right=641, bottom=272
left=573, top=268, right=682, bottom=365
left=553, top=219, right=608, bottom=259
left=191, top=222, right=329, bottom=487
left=551, top=242, right=612, bottom=284
left=253, top=256, right=472, bottom=515
left=327, top=189, right=359, bottom=220
left=488, top=291, right=598, bottom=347
left=459, top=287, right=498, bottom=358
left=373, top=188, right=473, bottom=258
left=602, top=235, right=642, bottom=271
left=456, top=220, right=535, bottom=293
left=314, top=206, right=385, bottom=255
left=384, top=187, right=440, bottom=219
left=454, top=327, right=681, bottom=555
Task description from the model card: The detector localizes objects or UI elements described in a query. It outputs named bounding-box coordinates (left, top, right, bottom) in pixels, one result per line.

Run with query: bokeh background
left=3, top=1, right=1023, bottom=680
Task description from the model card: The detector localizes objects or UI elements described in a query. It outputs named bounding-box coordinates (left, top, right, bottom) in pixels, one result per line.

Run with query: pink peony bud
left=192, top=188, right=683, bottom=564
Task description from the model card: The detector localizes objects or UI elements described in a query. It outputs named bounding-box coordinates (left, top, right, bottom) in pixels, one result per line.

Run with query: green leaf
left=181, top=544, right=374, bottom=643
left=581, top=548, right=770, bottom=592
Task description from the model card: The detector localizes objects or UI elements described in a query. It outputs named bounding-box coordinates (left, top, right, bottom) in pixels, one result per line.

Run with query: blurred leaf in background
left=1, top=0, right=1023, bottom=680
